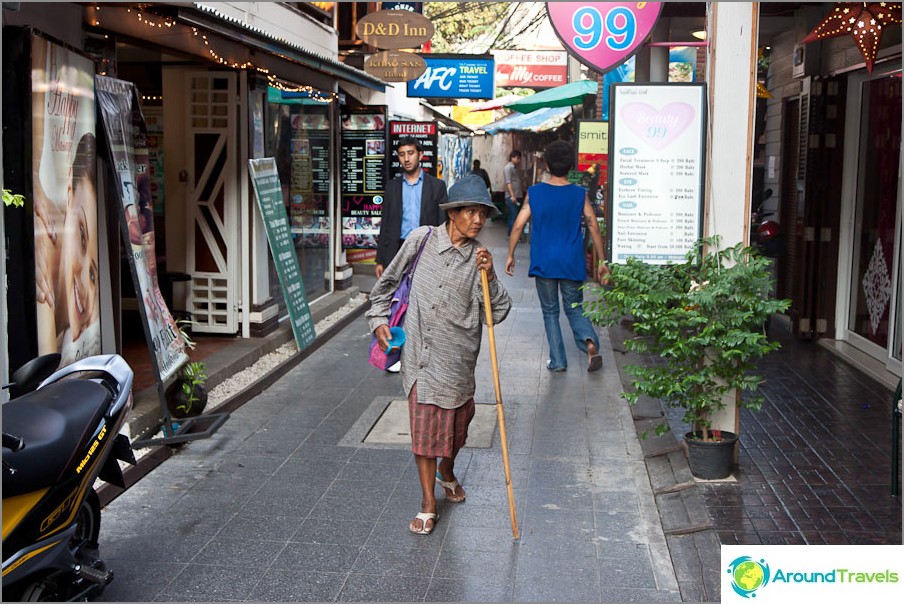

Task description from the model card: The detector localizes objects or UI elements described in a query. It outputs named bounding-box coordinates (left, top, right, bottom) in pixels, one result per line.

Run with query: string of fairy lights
left=90, top=3, right=340, bottom=102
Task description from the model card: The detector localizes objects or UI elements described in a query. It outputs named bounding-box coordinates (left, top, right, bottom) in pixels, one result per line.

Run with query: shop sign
left=608, top=83, right=706, bottom=265
left=380, top=2, right=422, bottom=12
left=248, top=158, right=316, bottom=350
left=493, top=49, right=568, bottom=89
left=364, top=50, right=427, bottom=82
left=356, top=10, right=434, bottom=50
left=547, top=2, right=662, bottom=74
left=407, top=56, right=494, bottom=100
left=388, top=121, right=437, bottom=178
left=576, top=119, right=609, bottom=178
left=340, top=109, right=387, bottom=250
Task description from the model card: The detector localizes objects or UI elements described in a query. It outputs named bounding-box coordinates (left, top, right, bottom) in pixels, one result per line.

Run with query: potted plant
left=165, top=361, right=208, bottom=419
left=584, top=236, right=791, bottom=479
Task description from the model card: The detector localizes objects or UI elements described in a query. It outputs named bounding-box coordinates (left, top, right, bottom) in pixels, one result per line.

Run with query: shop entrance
left=840, top=64, right=902, bottom=372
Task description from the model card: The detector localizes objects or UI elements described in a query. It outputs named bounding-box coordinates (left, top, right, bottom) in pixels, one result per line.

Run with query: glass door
left=843, top=66, right=902, bottom=371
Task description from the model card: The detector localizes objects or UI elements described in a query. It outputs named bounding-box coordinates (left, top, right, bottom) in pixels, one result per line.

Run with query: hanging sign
left=407, top=56, right=495, bottom=99
left=364, top=50, right=427, bottom=82
left=248, top=158, right=316, bottom=350
left=608, top=83, right=706, bottom=265
left=356, top=10, right=434, bottom=49
left=388, top=121, right=437, bottom=178
left=547, top=2, right=663, bottom=74
left=493, top=50, right=568, bottom=89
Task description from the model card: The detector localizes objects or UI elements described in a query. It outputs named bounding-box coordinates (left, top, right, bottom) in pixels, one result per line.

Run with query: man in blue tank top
left=504, top=141, right=609, bottom=372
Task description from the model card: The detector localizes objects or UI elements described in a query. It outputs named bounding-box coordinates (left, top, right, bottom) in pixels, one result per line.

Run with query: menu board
left=608, top=83, right=706, bottom=264
left=248, top=158, right=316, bottom=351
left=288, top=110, right=330, bottom=248
left=340, top=110, right=387, bottom=249
left=388, top=121, right=438, bottom=179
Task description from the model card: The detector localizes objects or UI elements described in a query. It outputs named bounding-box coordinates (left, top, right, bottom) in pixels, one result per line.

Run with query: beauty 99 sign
left=546, top=2, right=663, bottom=74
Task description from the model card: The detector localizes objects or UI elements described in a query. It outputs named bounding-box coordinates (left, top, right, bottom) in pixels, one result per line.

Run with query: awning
left=504, top=80, right=597, bottom=114
left=421, top=102, right=473, bottom=132
left=464, top=95, right=524, bottom=112
left=478, top=106, right=572, bottom=135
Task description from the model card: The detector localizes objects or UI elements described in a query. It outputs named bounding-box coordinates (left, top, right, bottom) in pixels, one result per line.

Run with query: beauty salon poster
left=96, top=75, right=189, bottom=382
left=31, top=35, right=101, bottom=366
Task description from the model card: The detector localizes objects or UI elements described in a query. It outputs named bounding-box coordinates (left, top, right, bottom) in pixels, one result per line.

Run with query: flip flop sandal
left=409, top=512, right=438, bottom=535
left=588, top=355, right=603, bottom=372
left=436, top=472, right=466, bottom=503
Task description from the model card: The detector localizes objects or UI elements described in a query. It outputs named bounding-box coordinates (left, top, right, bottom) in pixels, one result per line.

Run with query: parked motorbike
left=2, top=354, right=136, bottom=601
left=750, top=187, right=783, bottom=257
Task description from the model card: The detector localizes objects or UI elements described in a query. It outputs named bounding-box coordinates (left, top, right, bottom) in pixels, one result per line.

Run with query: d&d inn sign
left=356, top=9, right=434, bottom=49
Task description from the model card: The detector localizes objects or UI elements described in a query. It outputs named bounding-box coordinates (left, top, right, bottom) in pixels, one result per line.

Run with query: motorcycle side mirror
left=763, top=188, right=773, bottom=199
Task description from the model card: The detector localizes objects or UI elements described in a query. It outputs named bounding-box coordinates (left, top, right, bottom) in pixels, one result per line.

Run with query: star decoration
left=802, top=2, right=902, bottom=72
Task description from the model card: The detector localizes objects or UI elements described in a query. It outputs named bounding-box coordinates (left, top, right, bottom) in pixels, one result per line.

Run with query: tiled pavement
left=96, top=220, right=683, bottom=602
left=95, top=219, right=902, bottom=602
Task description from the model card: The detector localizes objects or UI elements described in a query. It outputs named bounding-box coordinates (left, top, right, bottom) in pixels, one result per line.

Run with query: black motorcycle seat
left=2, top=381, right=111, bottom=497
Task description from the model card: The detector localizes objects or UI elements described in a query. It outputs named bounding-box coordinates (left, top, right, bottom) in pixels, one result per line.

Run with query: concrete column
left=704, top=2, right=760, bottom=436
left=649, top=21, right=670, bottom=83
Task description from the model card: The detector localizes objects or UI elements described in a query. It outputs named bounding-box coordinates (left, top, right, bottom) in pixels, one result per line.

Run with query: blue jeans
left=505, top=195, right=519, bottom=235
left=535, top=277, right=599, bottom=370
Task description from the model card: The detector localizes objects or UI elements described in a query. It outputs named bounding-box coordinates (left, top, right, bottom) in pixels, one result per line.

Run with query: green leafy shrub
left=584, top=236, right=791, bottom=441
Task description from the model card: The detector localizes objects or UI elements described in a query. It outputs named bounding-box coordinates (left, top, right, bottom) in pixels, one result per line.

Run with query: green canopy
left=504, top=80, right=598, bottom=114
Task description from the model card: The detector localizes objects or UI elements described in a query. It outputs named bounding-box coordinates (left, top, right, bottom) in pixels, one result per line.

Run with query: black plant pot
left=165, top=381, right=209, bottom=419
left=684, top=431, right=738, bottom=480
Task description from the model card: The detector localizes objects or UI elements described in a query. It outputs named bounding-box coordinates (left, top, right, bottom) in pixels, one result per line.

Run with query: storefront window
left=265, top=95, right=333, bottom=308
left=848, top=73, right=901, bottom=353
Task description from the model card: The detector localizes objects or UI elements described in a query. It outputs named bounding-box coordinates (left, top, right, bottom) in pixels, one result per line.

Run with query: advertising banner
left=340, top=109, right=387, bottom=250
left=576, top=120, right=609, bottom=182
left=388, top=121, right=437, bottom=179
left=407, top=56, right=494, bottom=100
left=31, top=35, right=102, bottom=367
left=248, top=158, right=316, bottom=351
left=288, top=108, right=331, bottom=248
left=608, top=83, right=706, bottom=265
left=96, top=75, right=189, bottom=382
left=547, top=2, right=663, bottom=75
left=493, top=50, right=568, bottom=89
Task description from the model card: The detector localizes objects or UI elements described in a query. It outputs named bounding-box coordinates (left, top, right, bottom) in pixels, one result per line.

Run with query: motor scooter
left=2, top=354, right=136, bottom=601
left=750, top=187, right=783, bottom=258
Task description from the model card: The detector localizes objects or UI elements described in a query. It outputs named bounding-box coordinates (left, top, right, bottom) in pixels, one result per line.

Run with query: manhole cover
left=363, top=399, right=497, bottom=448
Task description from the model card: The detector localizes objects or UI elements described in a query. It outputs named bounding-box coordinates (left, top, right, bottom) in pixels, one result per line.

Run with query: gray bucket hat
left=440, top=174, right=501, bottom=217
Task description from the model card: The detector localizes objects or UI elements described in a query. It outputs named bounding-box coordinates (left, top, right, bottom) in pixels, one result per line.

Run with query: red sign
left=493, top=50, right=568, bottom=89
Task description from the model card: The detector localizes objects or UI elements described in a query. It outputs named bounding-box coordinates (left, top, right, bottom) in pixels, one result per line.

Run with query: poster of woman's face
left=31, top=35, right=101, bottom=366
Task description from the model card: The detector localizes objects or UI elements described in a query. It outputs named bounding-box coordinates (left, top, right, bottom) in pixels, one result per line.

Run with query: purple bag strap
left=403, top=227, right=432, bottom=283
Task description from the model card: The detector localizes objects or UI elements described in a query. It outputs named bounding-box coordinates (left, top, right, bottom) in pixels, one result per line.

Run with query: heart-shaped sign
left=547, top=2, right=663, bottom=74
left=620, top=102, right=696, bottom=150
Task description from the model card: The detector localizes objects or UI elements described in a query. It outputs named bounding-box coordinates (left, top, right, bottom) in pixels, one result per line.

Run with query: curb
left=607, top=322, right=723, bottom=602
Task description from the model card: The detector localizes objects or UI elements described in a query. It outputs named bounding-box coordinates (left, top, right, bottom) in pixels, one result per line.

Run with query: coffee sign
left=365, top=50, right=427, bottom=82
left=356, top=10, right=434, bottom=50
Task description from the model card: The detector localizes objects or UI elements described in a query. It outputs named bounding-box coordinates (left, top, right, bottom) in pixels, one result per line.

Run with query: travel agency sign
left=546, top=2, right=663, bottom=74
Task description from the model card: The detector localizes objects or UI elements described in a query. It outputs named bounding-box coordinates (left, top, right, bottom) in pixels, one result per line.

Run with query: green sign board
left=248, top=158, right=316, bottom=350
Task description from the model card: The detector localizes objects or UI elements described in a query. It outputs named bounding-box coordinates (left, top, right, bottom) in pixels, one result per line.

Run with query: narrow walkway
left=97, top=219, right=683, bottom=602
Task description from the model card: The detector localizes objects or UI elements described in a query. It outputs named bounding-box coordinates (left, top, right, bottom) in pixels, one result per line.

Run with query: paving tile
left=218, top=512, right=304, bottom=541
left=338, top=574, right=430, bottom=601
left=194, top=537, right=287, bottom=568
left=513, top=554, right=601, bottom=602
left=351, top=544, right=440, bottom=576
left=426, top=576, right=515, bottom=602
left=271, top=541, right=362, bottom=573
left=434, top=549, right=519, bottom=581
left=249, top=569, right=346, bottom=601
left=157, top=563, right=264, bottom=601
left=292, top=517, right=375, bottom=546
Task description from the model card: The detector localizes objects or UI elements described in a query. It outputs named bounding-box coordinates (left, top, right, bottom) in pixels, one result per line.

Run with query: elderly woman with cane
left=367, top=175, right=512, bottom=535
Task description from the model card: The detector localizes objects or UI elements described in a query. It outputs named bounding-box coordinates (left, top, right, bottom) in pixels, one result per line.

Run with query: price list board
left=388, top=121, right=438, bottom=179
left=340, top=111, right=387, bottom=249
left=607, top=83, right=706, bottom=265
left=248, top=158, right=316, bottom=351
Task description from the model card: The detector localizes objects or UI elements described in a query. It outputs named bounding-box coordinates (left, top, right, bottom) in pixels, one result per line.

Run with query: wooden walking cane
left=479, top=268, right=520, bottom=540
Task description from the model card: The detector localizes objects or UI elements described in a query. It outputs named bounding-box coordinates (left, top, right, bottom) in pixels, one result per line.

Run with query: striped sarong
left=408, top=382, right=475, bottom=458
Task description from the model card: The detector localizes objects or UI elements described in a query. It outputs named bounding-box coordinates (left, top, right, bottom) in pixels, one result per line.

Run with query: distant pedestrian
left=503, top=149, right=524, bottom=236
left=504, top=140, right=609, bottom=373
left=375, top=136, right=448, bottom=372
left=472, top=159, right=491, bottom=192
left=367, top=175, right=512, bottom=535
